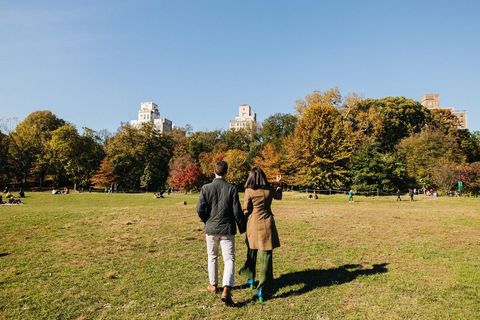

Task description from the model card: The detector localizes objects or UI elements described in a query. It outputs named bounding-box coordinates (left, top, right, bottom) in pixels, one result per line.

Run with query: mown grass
left=1, top=192, right=479, bottom=319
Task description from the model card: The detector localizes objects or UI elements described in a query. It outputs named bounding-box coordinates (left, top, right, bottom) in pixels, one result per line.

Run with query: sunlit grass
left=1, top=192, right=479, bottom=319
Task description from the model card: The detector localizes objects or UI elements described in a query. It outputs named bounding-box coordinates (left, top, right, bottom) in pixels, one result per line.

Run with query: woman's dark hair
left=244, top=167, right=270, bottom=189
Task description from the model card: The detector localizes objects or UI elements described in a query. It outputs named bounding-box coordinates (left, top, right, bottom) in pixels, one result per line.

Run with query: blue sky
left=1, top=0, right=479, bottom=132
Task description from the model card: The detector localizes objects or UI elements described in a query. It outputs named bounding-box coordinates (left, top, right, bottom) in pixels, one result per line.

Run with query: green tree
left=261, top=113, right=297, bottom=148
left=8, top=111, right=65, bottom=185
left=455, top=129, right=480, bottom=163
left=0, top=130, right=9, bottom=183
left=187, top=130, right=221, bottom=160
left=49, top=125, right=104, bottom=189
left=349, top=143, right=408, bottom=192
left=396, top=129, right=465, bottom=187
left=345, top=97, right=430, bottom=152
left=106, top=123, right=174, bottom=191
left=220, top=129, right=253, bottom=152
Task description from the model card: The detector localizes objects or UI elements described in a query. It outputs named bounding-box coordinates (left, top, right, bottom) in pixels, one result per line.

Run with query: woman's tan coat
left=243, top=186, right=282, bottom=251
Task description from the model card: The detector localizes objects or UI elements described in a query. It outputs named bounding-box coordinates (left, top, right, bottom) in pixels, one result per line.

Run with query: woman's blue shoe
left=257, top=289, right=264, bottom=303
left=247, top=279, right=254, bottom=289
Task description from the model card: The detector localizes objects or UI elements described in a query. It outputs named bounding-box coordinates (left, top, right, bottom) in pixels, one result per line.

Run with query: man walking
left=196, top=160, right=246, bottom=305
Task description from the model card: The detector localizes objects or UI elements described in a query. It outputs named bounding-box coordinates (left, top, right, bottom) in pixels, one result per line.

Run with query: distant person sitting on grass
left=8, top=197, right=22, bottom=204
left=0, top=195, right=5, bottom=204
left=19, top=189, right=25, bottom=198
left=5, top=191, right=13, bottom=199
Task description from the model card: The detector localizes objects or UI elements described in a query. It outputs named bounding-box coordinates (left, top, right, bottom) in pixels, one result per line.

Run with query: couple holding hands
left=196, top=160, right=282, bottom=305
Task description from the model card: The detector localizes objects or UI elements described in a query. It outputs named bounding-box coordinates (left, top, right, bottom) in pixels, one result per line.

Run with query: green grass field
left=1, top=192, right=479, bottom=319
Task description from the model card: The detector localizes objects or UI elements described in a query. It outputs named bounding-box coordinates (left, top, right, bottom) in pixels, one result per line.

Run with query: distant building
left=130, top=102, right=172, bottom=133
left=229, top=104, right=257, bottom=131
left=421, top=94, right=467, bottom=129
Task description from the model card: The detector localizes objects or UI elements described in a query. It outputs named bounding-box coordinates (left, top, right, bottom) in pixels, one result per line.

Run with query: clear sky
left=1, top=0, right=479, bottom=133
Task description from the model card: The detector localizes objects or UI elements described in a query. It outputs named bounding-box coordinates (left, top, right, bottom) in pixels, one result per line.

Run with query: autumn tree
left=168, top=154, right=202, bottom=192
left=430, top=159, right=461, bottom=193
left=458, top=162, right=480, bottom=195
left=224, top=149, right=250, bottom=188
left=253, top=143, right=282, bottom=182
left=91, top=157, right=118, bottom=190
left=293, top=90, right=354, bottom=189
left=198, top=150, right=226, bottom=182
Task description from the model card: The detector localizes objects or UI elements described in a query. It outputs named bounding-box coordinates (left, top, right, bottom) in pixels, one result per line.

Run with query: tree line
left=1, top=88, right=480, bottom=195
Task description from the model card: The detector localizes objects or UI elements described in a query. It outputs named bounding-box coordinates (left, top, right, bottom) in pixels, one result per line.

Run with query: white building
left=229, top=104, right=257, bottom=131
left=130, top=102, right=173, bottom=133
left=421, top=94, right=467, bottom=129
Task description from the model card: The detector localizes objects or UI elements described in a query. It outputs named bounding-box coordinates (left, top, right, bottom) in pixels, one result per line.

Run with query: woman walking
left=239, top=167, right=282, bottom=303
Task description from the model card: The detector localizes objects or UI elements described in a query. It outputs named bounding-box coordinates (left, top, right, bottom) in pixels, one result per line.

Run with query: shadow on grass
left=273, top=263, right=389, bottom=299
left=232, top=263, right=388, bottom=307
left=0, top=252, right=10, bottom=258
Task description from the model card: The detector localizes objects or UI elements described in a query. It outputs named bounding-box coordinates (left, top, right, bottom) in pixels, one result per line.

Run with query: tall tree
left=396, top=128, right=465, bottom=187
left=8, top=111, right=65, bottom=185
left=220, top=129, right=253, bottom=152
left=261, top=113, right=297, bottom=148
left=49, top=125, right=104, bottom=189
left=293, top=90, right=354, bottom=189
left=345, top=97, right=431, bottom=152
left=0, top=130, right=9, bottom=183
left=106, top=123, right=174, bottom=191
left=187, top=130, right=221, bottom=160
left=349, top=143, right=408, bottom=192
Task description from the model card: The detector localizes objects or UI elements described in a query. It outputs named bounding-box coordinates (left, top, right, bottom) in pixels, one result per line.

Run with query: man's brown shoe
left=207, top=284, right=217, bottom=293
left=221, top=286, right=234, bottom=305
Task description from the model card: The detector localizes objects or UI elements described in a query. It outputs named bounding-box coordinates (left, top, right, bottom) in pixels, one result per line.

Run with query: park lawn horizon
left=1, top=192, right=479, bottom=319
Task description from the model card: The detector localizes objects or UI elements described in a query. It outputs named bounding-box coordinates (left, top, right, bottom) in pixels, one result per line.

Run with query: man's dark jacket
left=196, top=178, right=246, bottom=235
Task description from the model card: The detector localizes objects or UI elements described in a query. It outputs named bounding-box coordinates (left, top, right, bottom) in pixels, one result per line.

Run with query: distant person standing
left=348, top=190, right=354, bottom=202
left=408, top=188, right=414, bottom=201
left=196, top=160, right=246, bottom=305
left=396, top=189, right=402, bottom=201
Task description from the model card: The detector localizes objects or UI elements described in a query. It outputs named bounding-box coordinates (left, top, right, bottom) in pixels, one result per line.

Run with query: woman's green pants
left=239, top=247, right=273, bottom=291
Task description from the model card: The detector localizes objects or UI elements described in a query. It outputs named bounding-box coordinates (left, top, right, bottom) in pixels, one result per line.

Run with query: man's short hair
left=215, top=160, right=228, bottom=177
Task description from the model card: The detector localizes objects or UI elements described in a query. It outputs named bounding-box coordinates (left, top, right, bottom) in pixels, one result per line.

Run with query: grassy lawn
left=1, top=191, right=479, bottom=319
